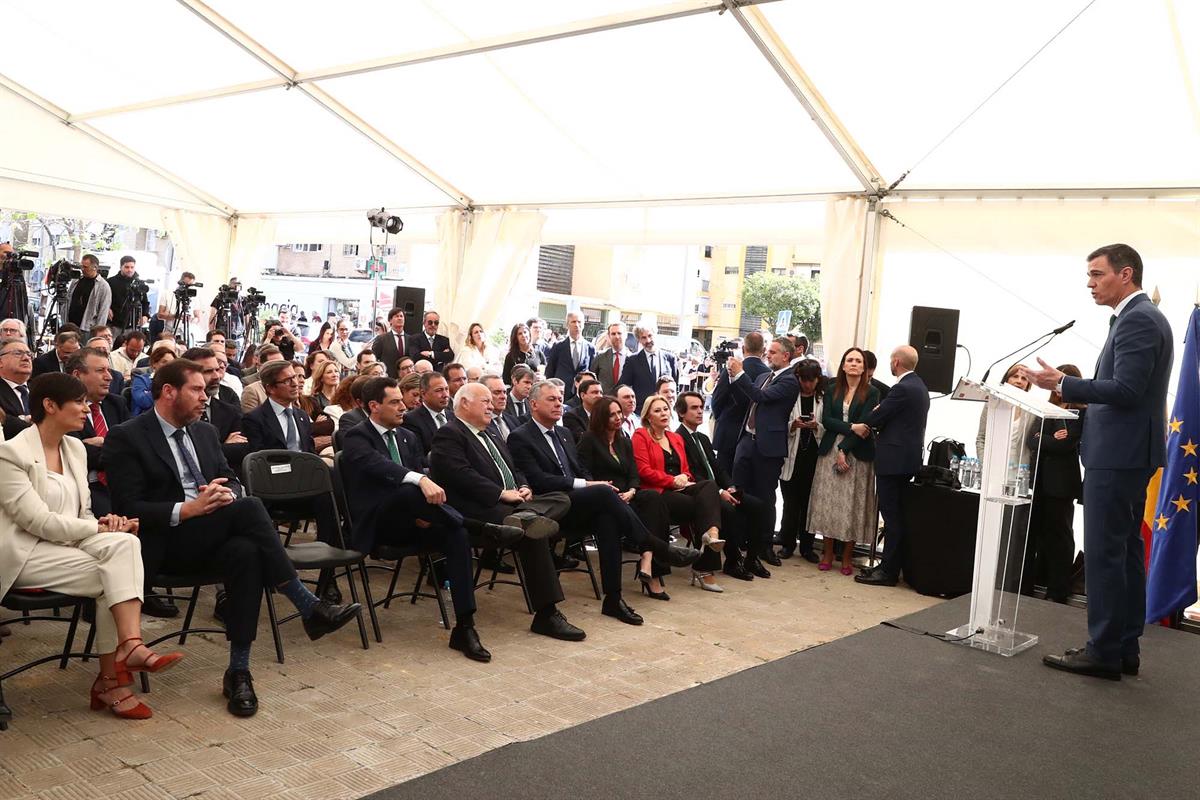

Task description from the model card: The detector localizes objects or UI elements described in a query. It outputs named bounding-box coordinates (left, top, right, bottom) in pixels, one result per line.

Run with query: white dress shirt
left=368, top=419, right=424, bottom=486
left=155, top=411, right=204, bottom=526
left=533, top=419, right=586, bottom=489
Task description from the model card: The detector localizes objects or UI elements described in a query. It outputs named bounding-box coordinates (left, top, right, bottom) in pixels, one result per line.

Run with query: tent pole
left=855, top=198, right=881, bottom=349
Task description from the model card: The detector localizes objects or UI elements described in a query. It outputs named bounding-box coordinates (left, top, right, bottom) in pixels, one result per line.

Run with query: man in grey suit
left=1026, top=243, right=1173, bottom=680
left=593, top=322, right=632, bottom=396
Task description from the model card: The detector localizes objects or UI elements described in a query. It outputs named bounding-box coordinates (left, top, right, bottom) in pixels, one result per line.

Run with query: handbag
left=927, top=437, right=966, bottom=469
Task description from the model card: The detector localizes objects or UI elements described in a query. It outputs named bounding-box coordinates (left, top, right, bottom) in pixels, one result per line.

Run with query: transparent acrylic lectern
left=947, top=377, right=1079, bottom=656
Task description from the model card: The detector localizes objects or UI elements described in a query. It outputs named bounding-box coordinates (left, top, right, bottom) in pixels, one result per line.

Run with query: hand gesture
left=727, top=357, right=743, bottom=377
left=672, top=473, right=692, bottom=490
left=418, top=476, right=447, bottom=505
left=180, top=478, right=235, bottom=520
left=1022, top=358, right=1064, bottom=391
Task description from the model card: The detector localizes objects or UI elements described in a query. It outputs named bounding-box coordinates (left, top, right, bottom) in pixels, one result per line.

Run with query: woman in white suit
left=0, top=373, right=182, bottom=719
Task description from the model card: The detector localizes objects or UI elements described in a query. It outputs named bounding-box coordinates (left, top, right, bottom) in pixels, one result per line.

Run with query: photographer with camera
left=107, top=256, right=150, bottom=338
left=64, top=255, right=112, bottom=330
left=209, top=277, right=246, bottom=344
left=260, top=318, right=297, bottom=363
left=153, top=271, right=199, bottom=343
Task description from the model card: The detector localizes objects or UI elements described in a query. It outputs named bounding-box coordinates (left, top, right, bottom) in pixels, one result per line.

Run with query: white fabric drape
left=434, top=208, right=546, bottom=355
left=819, top=196, right=869, bottom=366
left=159, top=209, right=233, bottom=289
left=227, top=216, right=278, bottom=288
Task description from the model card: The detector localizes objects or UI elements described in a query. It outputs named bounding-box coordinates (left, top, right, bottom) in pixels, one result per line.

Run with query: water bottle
left=949, top=455, right=960, bottom=485
left=972, top=458, right=982, bottom=490
left=1018, top=463, right=1030, bottom=496
left=440, top=580, right=456, bottom=629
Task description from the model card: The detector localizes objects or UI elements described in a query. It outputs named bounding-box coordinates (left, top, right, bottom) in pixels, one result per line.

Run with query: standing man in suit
left=507, top=381, right=700, bottom=626
left=103, top=359, right=361, bottom=717
left=726, top=336, right=801, bottom=540
left=402, top=371, right=455, bottom=454
left=1025, top=244, right=1173, bottom=679
left=371, top=307, right=408, bottom=378
left=618, top=325, right=678, bottom=408
left=545, top=312, right=596, bottom=399
left=853, top=346, right=929, bottom=586
left=527, top=318, right=550, bottom=366
left=32, top=332, right=81, bottom=377
left=341, top=377, right=524, bottom=662
left=506, top=365, right=535, bottom=421
left=0, top=335, right=33, bottom=439
left=593, top=322, right=631, bottom=396
left=406, top=310, right=454, bottom=372
left=430, top=383, right=587, bottom=642
left=712, top=332, right=769, bottom=476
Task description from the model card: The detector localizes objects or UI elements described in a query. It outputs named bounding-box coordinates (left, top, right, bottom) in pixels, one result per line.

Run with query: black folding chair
left=243, top=451, right=379, bottom=659
left=555, top=529, right=603, bottom=600
left=331, top=452, right=449, bottom=628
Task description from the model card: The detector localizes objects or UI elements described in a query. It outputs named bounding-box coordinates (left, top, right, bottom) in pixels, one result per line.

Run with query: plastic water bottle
left=440, top=580, right=456, bottom=629
left=1018, top=464, right=1031, bottom=496
left=949, top=455, right=960, bottom=484
left=971, top=459, right=982, bottom=490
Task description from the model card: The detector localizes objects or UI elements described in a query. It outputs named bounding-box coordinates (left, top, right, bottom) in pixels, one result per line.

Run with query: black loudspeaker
left=908, top=306, right=960, bottom=393
left=392, top=287, right=425, bottom=336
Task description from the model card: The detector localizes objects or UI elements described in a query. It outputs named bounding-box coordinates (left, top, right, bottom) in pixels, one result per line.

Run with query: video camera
left=214, top=283, right=240, bottom=306
left=174, top=279, right=203, bottom=300
left=1, top=249, right=36, bottom=276
left=711, top=339, right=738, bottom=366
left=48, top=259, right=81, bottom=291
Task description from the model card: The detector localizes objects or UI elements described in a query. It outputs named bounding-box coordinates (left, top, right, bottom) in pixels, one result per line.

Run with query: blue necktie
left=545, top=429, right=575, bottom=481
left=285, top=408, right=300, bottom=451
left=170, top=429, right=206, bottom=490
left=15, top=384, right=29, bottom=415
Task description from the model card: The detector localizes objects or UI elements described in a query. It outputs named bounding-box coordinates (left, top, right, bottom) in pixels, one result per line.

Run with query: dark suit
left=428, top=418, right=566, bottom=612
left=677, top=424, right=771, bottom=564
left=711, top=357, right=769, bottom=475
left=405, top=332, right=454, bottom=372
left=504, top=392, right=531, bottom=430
left=545, top=338, right=596, bottom=399
left=217, top=384, right=239, bottom=406
left=204, top=396, right=248, bottom=475
left=0, top=380, right=31, bottom=440
left=31, top=350, right=66, bottom=377
left=103, top=410, right=295, bottom=644
left=341, top=421, right=474, bottom=617
left=402, top=404, right=454, bottom=455
left=334, top=408, right=367, bottom=451
left=1060, top=292, right=1172, bottom=662
left=866, top=371, right=930, bottom=578
left=618, top=349, right=678, bottom=408
left=1025, top=411, right=1084, bottom=601
left=68, top=393, right=130, bottom=516
left=562, top=405, right=590, bottom=443
left=508, top=419, right=656, bottom=598
left=731, top=367, right=800, bottom=532
left=242, top=400, right=338, bottom=547
left=371, top=330, right=407, bottom=378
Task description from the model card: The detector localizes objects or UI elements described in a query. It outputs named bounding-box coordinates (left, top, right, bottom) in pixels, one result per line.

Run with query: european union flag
left=1146, top=307, right=1200, bottom=621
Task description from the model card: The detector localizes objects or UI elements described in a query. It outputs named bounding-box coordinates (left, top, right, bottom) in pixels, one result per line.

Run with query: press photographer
left=152, top=271, right=200, bottom=343
left=64, top=254, right=112, bottom=330
left=261, top=318, right=297, bottom=362
left=209, top=276, right=245, bottom=344
left=107, top=255, right=150, bottom=336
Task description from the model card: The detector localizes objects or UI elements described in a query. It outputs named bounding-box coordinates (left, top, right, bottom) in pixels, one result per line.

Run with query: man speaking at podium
left=1025, top=244, right=1172, bottom=680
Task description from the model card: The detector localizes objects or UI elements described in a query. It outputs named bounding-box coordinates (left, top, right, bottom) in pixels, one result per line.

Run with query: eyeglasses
left=272, top=376, right=303, bottom=386
left=1, top=350, right=33, bottom=359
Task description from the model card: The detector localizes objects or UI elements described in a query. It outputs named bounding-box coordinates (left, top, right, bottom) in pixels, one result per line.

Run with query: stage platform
left=372, top=595, right=1200, bottom=799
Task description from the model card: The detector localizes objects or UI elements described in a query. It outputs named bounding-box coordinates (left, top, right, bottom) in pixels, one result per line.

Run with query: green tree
left=741, top=271, right=821, bottom=339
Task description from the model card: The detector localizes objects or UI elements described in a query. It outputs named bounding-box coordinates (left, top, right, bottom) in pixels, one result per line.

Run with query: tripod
left=0, top=270, right=33, bottom=346
left=170, top=292, right=193, bottom=346
left=35, top=283, right=67, bottom=351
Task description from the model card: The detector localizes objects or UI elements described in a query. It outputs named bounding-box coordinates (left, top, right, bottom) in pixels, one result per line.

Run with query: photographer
left=209, top=277, right=246, bottom=343
left=260, top=319, right=297, bottom=362
left=153, top=271, right=198, bottom=342
left=65, top=255, right=112, bottom=330
left=106, top=256, right=150, bottom=336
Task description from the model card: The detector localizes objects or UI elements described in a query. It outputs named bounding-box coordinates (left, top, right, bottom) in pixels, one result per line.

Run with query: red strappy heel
left=90, top=675, right=153, bottom=719
left=113, top=637, right=184, bottom=685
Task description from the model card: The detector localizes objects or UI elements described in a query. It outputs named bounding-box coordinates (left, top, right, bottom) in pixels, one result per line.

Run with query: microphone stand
left=980, top=320, right=1075, bottom=384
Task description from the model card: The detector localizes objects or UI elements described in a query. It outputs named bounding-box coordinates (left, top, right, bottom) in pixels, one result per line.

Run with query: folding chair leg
left=58, top=604, right=82, bottom=670
left=428, top=555, right=450, bottom=630
left=178, top=586, right=201, bottom=646
left=343, top=566, right=369, bottom=650
left=581, top=539, right=602, bottom=601
left=357, top=562, right=382, bottom=643
left=0, top=683, right=10, bottom=731
left=264, top=589, right=284, bottom=664
left=512, top=552, right=534, bottom=614
left=409, top=559, right=427, bottom=607
left=384, top=557, right=405, bottom=609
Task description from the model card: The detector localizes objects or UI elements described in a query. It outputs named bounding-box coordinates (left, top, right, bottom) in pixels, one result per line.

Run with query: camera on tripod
left=2, top=250, right=37, bottom=276
left=48, top=259, right=81, bottom=293
left=214, top=283, right=241, bottom=306
left=174, top=279, right=202, bottom=301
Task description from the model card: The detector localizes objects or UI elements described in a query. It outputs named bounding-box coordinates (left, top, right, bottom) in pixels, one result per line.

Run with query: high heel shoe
left=818, top=562, right=832, bottom=571
left=690, top=570, right=724, bottom=593
left=113, top=637, right=184, bottom=685
left=840, top=565, right=854, bottom=576
left=637, top=571, right=670, bottom=601
left=90, top=675, right=152, bottom=719
left=700, top=531, right=725, bottom=554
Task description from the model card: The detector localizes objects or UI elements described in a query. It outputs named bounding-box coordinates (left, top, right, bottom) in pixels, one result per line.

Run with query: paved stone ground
left=0, top=553, right=940, bottom=800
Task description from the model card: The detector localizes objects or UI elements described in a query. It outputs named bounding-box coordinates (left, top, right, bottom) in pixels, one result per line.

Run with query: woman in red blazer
left=632, top=396, right=727, bottom=592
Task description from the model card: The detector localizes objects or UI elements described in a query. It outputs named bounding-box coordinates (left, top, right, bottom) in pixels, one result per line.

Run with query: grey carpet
left=367, top=596, right=1198, bottom=799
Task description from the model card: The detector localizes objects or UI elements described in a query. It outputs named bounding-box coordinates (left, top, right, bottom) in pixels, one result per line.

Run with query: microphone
left=980, top=320, right=1074, bottom=384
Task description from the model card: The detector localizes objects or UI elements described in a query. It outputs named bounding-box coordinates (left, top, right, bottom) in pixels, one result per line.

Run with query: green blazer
left=817, top=384, right=880, bottom=461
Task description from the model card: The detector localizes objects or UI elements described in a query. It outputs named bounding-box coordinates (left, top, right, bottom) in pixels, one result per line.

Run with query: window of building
left=382, top=245, right=396, bottom=257
left=291, top=243, right=323, bottom=252
left=722, top=302, right=737, bottom=310
left=724, top=265, right=739, bottom=275
left=342, top=244, right=359, bottom=256
left=772, top=267, right=787, bottom=275
left=701, top=280, right=710, bottom=292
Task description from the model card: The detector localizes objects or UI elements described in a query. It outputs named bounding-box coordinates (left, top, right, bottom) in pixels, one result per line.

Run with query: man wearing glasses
left=405, top=310, right=454, bottom=372
left=0, top=337, right=34, bottom=438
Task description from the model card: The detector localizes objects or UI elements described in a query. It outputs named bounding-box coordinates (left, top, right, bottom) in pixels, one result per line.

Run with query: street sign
left=775, top=309, right=792, bottom=335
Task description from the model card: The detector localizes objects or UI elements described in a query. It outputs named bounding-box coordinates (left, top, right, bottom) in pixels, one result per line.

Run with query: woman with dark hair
left=807, top=347, right=880, bottom=574
left=976, top=362, right=1030, bottom=457
left=240, top=342, right=259, bottom=372
left=501, top=323, right=540, bottom=386
left=578, top=396, right=675, bottom=599
left=308, top=321, right=335, bottom=355
left=632, top=395, right=726, bottom=592
left=1024, top=364, right=1085, bottom=602
left=0, top=373, right=182, bottom=719
left=778, top=359, right=827, bottom=562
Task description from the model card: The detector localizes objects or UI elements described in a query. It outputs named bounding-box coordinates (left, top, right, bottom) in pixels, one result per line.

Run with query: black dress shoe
left=302, top=601, right=362, bottom=641
left=1043, top=648, right=1121, bottom=681
left=744, top=557, right=772, bottom=579
left=223, top=668, right=258, bottom=717
left=143, top=595, right=180, bottom=619
left=761, top=550, right=782, bottom=567
left=854, top=566, right=898, bottom=586
left=722, top=561, right=755, bottom=581
left=449, top=626, right=492, bottom=662
left=1122, top=654, right=1140, bottom=676
left=320, top=583, right=343, bottom=606
left=530, top=608, right=587, bottom=641
left=212, top=589, right=227, bottom=623
left=778, top=546, right=795, bottom=560
left=478, top=552, right=516, bottom=575
left=601, top=596, right=643, bottom=626
left=480, top=523, right=524, bottom=549
left=800, top=551, right=821, bottom=564
left=664, top=543, right=702, bottom=568
left=554, top=551, right=581, bottom=571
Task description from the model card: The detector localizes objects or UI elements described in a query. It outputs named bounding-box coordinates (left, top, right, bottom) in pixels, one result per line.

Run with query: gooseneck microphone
left=980, top=320, right=1075, bottom=384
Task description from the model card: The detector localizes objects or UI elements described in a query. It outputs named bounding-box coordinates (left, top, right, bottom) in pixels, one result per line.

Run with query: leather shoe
left=1122, top=654, right=1140, bottom=676
left=301, top=601, right=362, bottom=641
left=143, top=595, right=180, bottom=619
left=761, top=550, right=782, bottom=567
left=800, top=551, right=821, bottom=564
left=211, top=590, right=227, bottom=623
left=1043, top=648, right=1121, bottom=681
left=554, top=551, right=581, bottom=570
left=320, top=582, right=343, bottom=606
left=664, top=543, right=702, bottom=568
left=480, top=523, right=524, bottom=549
left=722, top=561, right=754, bottom=581
left=778, top=546, right=795, bottom=560
left=744, top=557, right=772, bottom=579
left=503, top=512, right=558, bottom=541
left=530, top=608, right=586, bottom=641
left=854, top=566, right=898, bottom=586
left=449, top=625, right=492, bottom=662
left=601, top=596, right=643, bottom=626
left=478, top=552, right=516, bottom=575
left=223, top=668, right=258, bottom=717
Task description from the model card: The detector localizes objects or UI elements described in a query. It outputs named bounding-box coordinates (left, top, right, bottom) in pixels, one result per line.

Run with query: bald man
left=853, top=346, right=930, bottom=586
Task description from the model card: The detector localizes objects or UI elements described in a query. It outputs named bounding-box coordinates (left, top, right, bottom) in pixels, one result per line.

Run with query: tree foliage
left=741, top=271, right=822, bottom=339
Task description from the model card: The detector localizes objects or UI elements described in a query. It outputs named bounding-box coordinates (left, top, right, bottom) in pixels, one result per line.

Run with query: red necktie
left=612, top=352, right=620, bottom=385
left=90, top=402, right=108, bottom=486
